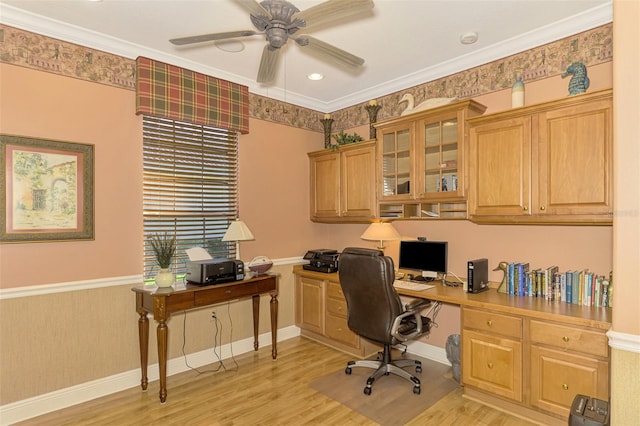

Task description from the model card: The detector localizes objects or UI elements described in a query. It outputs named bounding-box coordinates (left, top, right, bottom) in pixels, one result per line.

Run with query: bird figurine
left=399, top=93, right=457, bottom=116
left=493, top=261, right=509, bottom=294
left=561, top=62, right=590, bottom=95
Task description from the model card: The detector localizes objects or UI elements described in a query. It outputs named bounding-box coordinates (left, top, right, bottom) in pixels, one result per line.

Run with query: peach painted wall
left=236, top=118, right=325, bottom=263
left=0, top=64, right=143, bottom=288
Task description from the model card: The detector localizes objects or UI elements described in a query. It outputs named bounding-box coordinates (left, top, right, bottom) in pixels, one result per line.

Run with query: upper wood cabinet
left=468, top=89, right=613, bottom=225
left=374, top=100, right=487, bottom=218
left=308, top=140, right=377, bottom=223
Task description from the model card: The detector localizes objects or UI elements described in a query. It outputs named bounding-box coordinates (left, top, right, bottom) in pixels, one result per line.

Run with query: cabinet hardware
left=523, top=206, right=528, bottom=211
left=486, top=320, right=493, bottom=326
left=487, top=362, right=493, bottom=369
left=540, top=205, right=546, bottom=211
left=562, top=383, right=569, bottom=390
left=562, top=336, right=570, bottom=342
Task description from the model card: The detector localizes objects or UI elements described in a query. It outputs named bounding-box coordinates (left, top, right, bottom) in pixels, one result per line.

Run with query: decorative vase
left=155, top=268, right=175, bottom=288
left=511, top=76, right=525, bottom=108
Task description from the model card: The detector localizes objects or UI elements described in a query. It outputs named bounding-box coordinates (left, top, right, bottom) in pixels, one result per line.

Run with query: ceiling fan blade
left=257, top=45, right=280, bottom=83
left=170, top=30, right=258, bottom=46
left=294, top=35, right=364, bottom=67
left=233, top=0, right=272, bottom=19
left=292, top=0, right=374, bottom=30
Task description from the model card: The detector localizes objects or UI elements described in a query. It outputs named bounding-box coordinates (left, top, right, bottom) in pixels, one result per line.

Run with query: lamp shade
left=360, top=222, right=400, bottom=250
left=222, top=219, right=255, bottom=241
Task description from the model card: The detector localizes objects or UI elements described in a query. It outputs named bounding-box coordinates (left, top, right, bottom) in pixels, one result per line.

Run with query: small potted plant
left=330, top=131, right=364, bottom=150
left=149, top=232, right=176, bottom=287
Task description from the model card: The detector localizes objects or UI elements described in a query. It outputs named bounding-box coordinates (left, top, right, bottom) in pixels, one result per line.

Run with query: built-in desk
left=293, top=265, right=612, bottom=425
left=132, top=273, right=278, bottom=403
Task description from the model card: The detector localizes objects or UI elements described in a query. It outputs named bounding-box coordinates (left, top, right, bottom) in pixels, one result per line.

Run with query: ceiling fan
left=169, top=0, right=374, bottom=84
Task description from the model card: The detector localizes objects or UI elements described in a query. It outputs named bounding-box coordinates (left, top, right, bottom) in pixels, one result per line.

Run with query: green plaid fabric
left=136, top=57, right=249, bottom=134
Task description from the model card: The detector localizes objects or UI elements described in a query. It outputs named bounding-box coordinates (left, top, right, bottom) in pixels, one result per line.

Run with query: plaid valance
left=136, top=57, right=250, bottom=134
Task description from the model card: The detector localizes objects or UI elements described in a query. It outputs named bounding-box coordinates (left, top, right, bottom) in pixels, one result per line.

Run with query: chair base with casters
left=345, top=343, right=423, bottom=395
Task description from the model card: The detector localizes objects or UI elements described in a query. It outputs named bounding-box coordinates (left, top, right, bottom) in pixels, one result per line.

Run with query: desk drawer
left=529, top=320, right=608, bottom=358
left=326, top=282, right=345, bottom=300
left=326, top=313, right=359, bottom=347
left=326, top=297, right=348, bottom=318
left=463, top=307, right=522, bottom=339
left=194, top=282, right=259, bottom=306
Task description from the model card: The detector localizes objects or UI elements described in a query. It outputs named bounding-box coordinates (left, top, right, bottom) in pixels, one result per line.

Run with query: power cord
left=444, top=270, right=465, bottom=287
left=180, top=303, right=238, bottom=374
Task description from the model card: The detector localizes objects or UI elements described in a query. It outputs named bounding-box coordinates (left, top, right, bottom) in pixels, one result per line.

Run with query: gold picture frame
left=1, top=134, right=94, bottom=243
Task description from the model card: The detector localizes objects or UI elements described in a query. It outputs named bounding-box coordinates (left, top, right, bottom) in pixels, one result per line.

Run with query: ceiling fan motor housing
left=251, top=0, right=303, bottom=48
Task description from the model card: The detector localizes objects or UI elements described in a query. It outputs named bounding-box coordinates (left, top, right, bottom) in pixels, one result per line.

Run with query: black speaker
left=467, top=258, right=489, bottom=293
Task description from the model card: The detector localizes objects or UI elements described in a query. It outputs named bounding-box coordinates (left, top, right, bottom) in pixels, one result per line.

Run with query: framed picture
left=1, top=134, right=94, bottom=243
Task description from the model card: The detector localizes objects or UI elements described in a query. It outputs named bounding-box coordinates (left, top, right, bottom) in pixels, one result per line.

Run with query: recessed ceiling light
left=460, top=32, right=478, bottom=45
left=307, top=73, right=324, bottom=81
left=214, top=40, right=245, bottom=53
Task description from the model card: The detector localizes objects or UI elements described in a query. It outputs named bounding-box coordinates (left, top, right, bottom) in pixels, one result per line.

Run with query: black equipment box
left=569, top=394, right=610, bottom=426
left=303, top=249, right=339, bottom=273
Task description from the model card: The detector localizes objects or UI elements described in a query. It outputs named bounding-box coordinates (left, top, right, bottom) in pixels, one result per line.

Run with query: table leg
left=252, top=294, right=260, bottom=351
left=270, top=293, right=278, bottom=359
left=157, top=319, right=168, bottom=403
left=137, top=310, right=149, bottom=391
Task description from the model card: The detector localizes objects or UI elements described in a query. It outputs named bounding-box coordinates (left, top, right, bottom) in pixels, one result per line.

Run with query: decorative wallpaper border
left=0, top=23, right=612, bottom=134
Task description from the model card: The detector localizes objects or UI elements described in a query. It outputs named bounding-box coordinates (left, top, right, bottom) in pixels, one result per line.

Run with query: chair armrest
left=391, top=311, right=424, bottom=342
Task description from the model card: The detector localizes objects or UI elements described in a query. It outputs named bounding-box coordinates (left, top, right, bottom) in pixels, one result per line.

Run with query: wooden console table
left=132, top=273, right=278, bottom=403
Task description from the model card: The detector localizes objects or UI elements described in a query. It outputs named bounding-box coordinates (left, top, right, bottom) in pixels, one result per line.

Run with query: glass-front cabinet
left=375, top=99, right=487, bottom=219
left=421, top=118, right=461, bottom=198
left=380, top=124, right=413, bottom=199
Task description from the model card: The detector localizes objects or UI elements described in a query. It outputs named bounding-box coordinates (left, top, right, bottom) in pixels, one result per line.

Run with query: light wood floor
left=18, top=337, right=535, bottom=425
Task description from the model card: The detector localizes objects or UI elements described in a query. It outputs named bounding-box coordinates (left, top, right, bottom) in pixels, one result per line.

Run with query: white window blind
left=143, top=115, right=238, bottom=280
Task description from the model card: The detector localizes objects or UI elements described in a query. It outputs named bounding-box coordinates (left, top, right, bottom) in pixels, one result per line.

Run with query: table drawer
left=194, top=282, right=259, bottom=306
left=326, top=313, right=359, bottom=347
left=529, top=320, right=609, bottom=358
left=463, top=307, right=522, bottom=339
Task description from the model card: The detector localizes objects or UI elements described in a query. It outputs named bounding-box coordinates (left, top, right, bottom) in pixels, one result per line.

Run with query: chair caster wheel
left=364, top=387, right=372, bottom=395
left=413, top=386, right=420, bottom=395
left=345, top=367, right=352, bottom=375
left=416, top=366, right=422, bottom=373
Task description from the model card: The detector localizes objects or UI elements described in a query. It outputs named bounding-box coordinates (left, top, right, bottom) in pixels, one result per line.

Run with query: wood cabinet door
left=468, top=116, right=532, bottom=217
left=341, top=143, right=376, bottom=219
left=462, top=329, right=523, bottom=402
left=309, top=151, right=340, bottom=219
left=295, top=276, right=325, bottom=335
left=537, top=98, right=613, bottom=217
left=530, top=345, right=609, bottom=417
left=377, top=122, right=415, bottom=201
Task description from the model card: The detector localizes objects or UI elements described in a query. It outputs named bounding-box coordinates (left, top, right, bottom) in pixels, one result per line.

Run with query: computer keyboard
left=393, top=280, right=435, bottom=291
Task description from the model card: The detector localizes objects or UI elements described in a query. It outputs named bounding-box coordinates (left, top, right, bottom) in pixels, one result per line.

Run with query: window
left=143, top=115, right=238, bottom=281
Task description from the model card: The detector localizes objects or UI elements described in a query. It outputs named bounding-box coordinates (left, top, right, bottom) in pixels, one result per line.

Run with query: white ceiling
left=0, top=0, right=612, bottom=112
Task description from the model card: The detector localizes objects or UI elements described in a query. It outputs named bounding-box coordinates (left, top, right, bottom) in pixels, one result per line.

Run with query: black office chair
left=338, top=247, right=440, bottom=395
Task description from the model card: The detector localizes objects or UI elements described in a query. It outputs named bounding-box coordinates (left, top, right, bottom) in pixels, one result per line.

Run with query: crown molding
left=0, top=2, right=612, bottom=112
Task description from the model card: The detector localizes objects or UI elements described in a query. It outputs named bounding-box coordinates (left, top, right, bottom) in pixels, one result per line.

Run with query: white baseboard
left=0, top=326, right=300, bottom=426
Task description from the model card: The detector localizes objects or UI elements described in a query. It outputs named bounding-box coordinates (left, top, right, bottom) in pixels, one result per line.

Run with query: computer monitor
left=398, top=240, right=448, bottom=280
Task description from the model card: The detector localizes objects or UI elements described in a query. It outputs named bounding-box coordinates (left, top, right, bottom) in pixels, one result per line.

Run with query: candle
left=324, top=114, right=331, bottom=119
left=369, top=100, right=377, bottom=106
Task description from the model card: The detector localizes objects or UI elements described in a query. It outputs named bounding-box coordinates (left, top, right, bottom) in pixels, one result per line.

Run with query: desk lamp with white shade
left=360, top=222, right=401, bottom=251
left=222, top=219, right=273, bottom=275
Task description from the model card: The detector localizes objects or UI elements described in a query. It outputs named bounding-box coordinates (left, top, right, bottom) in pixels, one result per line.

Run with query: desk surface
left=293, top=266, right=611, bottom=331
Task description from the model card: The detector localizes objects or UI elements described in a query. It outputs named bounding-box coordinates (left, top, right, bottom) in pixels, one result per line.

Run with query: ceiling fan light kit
left=169, top=0, right=374, bottom=84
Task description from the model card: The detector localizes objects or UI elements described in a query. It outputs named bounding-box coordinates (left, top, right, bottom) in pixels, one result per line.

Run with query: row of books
left=499, top=263, right=612, bottom=308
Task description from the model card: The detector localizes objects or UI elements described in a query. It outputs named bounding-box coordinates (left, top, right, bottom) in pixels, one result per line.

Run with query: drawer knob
left=486, top=320, right=493, bottom=327
left=540, top=205, right=546, bottom=211
left=487, top=362, right=493, bottom=369
left=562, top=336, right=570, bottom=343
left=523, top=206, right=528, bottom=211
left=562, top=383, right=569, bottom=390
left=338, top=328, right=343, bottom=332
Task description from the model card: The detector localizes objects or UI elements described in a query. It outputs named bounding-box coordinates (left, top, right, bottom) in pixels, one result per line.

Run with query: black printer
left=186, top=259, right=244, bottom=285
left=303, top=249, right=340, bottom=273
